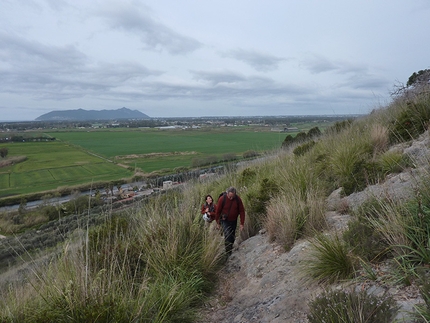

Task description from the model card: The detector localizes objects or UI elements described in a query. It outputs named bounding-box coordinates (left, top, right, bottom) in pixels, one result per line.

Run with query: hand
left=217, top=223, right=220, bottom=230
left=240, top=224, right=244, bottom=231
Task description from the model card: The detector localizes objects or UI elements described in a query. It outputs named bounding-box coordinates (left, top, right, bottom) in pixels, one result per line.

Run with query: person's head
left=205, top=195, right=213, bottom=204
left=226, top=186, right=237, bottom=200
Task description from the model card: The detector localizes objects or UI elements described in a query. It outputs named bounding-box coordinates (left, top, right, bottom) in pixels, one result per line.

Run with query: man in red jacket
left=216, top=186, right=246, bottom=257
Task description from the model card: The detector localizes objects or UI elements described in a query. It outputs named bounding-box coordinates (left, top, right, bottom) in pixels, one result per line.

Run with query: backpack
left=218, top=192, right=240, bottom=216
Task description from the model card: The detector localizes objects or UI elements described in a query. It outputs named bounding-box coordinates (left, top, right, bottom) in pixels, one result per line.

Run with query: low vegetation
left=1, top=71, right=430, bottom=321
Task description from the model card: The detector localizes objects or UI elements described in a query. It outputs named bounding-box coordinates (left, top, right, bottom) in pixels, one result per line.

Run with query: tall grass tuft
left=369, top=123, right=389, bottom=156
left=264, top=151, right=327, bottom=250
left=302, top=233, right=356, bottom=284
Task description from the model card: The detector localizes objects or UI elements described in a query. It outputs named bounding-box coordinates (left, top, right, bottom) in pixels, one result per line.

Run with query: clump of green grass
left=376, top=150, right=411, bottom=176
left=302, top=233, right=356, bottom=284
left=307, top=288, right=399, bottom=323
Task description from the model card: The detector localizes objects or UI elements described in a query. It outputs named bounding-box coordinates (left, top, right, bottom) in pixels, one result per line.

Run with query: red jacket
left=201, top=202, right=216, bottom=221
left=215, top=194, right=245, bottom=225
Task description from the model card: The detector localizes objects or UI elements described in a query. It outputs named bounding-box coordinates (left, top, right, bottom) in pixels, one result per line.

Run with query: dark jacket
left=215, top=194, right=245, bottom=225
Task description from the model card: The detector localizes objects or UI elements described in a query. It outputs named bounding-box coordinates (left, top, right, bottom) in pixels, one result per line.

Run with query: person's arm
left=201, top=204, right=207, bottom=214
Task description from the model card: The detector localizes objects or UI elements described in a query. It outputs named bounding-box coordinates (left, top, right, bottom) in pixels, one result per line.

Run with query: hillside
left=35, top=107, right=150, bottom=121
left=200, top=131, right=430, bottom=322
left=2, top=86, right=430, bottom=322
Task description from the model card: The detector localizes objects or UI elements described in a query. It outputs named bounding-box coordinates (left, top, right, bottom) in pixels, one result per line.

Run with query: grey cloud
left=190, top=70, right=247, bottom=85
left=99, top=4, right=202, bottom=55
left=341, top=74, right=391, bottom=90
left=0, top=32, right=161, bottom=100
left=301, top=54, right=368, bottom=75
left=106, top=74, right=308, bottom=104
left=222, top=49, right=286, bottom=72
left=0, top=32, right=86, bottom=70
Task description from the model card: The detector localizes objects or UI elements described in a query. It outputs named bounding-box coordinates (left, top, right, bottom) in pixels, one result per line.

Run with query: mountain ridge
left=35, top=107, right=150, bottom=121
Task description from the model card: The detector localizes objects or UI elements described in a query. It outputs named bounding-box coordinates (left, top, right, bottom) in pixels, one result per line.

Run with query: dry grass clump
left=369, top=123, right=389, bottom=156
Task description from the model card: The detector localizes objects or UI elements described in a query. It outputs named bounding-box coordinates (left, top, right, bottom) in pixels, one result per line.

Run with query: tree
left=407, top=69, right=430, bottom=87
left=0, top=147, right=8, bottom=158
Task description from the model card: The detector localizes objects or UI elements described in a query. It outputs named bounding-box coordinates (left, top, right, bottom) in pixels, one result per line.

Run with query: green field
left=47, top=127, right=284, bottom=157
left=47, top=127, right=286, bottom=172
left=0, top=141, right=133, bottom=199
left=0, top=124, right=320, bottom=200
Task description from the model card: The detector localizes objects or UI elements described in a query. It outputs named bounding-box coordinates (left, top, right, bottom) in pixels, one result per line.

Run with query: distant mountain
left=35, top=108, right=150, bottom=121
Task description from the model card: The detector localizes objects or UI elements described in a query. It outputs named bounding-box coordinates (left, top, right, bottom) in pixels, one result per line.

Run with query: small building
left=283, top=127, right=299, bottom=132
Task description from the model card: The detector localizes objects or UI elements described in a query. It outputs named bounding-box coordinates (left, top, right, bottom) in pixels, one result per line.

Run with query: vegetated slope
left=199, top=130, right=430, bottom=323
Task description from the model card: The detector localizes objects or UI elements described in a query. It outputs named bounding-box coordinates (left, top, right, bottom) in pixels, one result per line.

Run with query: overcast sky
left=1, top=0, right=429, bottom=121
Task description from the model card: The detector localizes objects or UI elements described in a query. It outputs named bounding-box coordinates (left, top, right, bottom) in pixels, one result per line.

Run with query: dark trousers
left=221, top=220, right=237, bottom=256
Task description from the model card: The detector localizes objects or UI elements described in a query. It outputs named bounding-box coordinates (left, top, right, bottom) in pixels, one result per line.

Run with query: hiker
left=201, top=194, right=216, bottom=224
left=215, top=186, right=245, bottom=256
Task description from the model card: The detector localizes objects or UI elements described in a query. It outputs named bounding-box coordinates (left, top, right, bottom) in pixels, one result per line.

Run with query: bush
left=307, top=288, right=399, bottom=323
left=293, top=140, right=316, bottom=156
left=246, top=178, right=279, bottom=216
left=307, top=126, right=322, bottom=138
left=238, top=167, right=257, bottom=187
left=281, top=134, right=295, bottom=148
left=294, top=132, right=307, bottom=142
left=326, top=119, right=353, bottom=134
left=342, top=216, right=387, bottom=262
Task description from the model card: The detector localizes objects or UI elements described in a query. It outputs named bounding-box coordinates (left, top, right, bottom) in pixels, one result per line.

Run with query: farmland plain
left=0, top=122, right=327, bottom=201
left=45, top=126, right=286, bottom=172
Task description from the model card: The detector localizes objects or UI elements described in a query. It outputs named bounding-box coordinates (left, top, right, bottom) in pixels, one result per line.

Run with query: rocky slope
left=199, top=132, right=430, bottom=323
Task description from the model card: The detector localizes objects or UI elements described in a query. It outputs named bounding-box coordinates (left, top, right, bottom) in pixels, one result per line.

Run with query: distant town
left=0, top=114, right=361, bottom=133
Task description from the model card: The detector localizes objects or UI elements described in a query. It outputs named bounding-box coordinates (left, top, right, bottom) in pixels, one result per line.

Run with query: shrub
left=307, top=126, right=322, bottom=138
left=281, top=134, right=295, bottom=148
left=326, top=119, right=353, bottom=134
left=293, top=140, right=316, bottom=156
left=294, top=131, right=307, bottom=142
left=238, top=167, right=257, bottom=187
left=246, top=178, right=279, bottom=215
left=342, top=216, right=387, bottom=262
left=307, top=288, right=399, bottom=323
